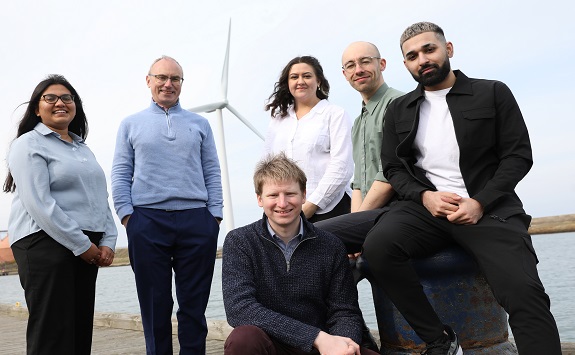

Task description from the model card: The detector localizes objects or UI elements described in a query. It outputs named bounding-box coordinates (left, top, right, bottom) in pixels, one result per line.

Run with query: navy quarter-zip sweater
left=222, top=213, right=362, bottom=352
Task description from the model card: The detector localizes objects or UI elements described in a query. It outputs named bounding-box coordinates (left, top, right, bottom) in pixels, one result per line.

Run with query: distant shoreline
left=0, top=247, right=223, bottom=276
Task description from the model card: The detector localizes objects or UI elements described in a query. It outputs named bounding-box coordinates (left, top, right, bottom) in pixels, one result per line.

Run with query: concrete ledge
left=0, top=302, right=28, bottom=319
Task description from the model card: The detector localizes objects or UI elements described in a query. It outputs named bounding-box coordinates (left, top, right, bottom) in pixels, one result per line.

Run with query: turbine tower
left=188, top=19, right=264, bottom=234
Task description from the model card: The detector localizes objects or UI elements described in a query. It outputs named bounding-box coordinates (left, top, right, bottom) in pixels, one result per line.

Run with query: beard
left=412, top=58, right=451, bottom=87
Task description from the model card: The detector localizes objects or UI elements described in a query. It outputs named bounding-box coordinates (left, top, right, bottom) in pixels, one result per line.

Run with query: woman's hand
left=97, top=246, right=115, bottom=267
left=302, top=201, right=318, bottom=219
left=79, top=243, right=102, bottom=265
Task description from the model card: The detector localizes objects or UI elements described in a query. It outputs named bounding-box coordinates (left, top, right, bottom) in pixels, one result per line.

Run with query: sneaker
left=421, top=325, right=463, bottom=354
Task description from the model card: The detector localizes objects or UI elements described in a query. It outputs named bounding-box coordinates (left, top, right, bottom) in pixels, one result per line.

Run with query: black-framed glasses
left=148, top=74, right=184, bottom=85
left=342, top=56, right=381, bottom=73
left=41, top=94, right=75, bottom=104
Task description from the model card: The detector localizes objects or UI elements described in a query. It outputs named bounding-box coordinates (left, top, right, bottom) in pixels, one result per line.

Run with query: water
left=1, top=233, right=573, bottom=341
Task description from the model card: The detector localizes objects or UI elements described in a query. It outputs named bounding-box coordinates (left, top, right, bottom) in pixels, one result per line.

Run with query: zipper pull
left=489, top=214, right=507, bottom=223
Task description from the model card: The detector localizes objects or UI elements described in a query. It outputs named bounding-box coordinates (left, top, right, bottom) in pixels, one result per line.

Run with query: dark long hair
left=3, top=74, right=88, bottom=193
left=264, top=56, right=330, bottom=118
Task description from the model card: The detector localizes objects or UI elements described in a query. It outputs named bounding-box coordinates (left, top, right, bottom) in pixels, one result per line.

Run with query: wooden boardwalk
left=1, top=306, right=574, bottom=354
left=0, top=311, right=226, bottom=354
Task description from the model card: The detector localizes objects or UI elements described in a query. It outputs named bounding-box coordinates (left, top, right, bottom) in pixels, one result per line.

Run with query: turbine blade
left=221, top=18, right=231, bottom=100
left=188, top=101, right=227, bottom=113
left=226, top=104, right=265, bottom=141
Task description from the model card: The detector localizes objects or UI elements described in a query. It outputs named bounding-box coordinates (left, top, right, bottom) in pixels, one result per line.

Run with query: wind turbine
left=188, top=19, right=265, bottom=234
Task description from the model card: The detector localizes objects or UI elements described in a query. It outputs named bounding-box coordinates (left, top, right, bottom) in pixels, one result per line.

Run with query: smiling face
left=35, top=84, right=76, bottom=134
left=147, top=58, right=183, bottom=109
left=257, top=179, right=306, bottom=236
left=402, top=31, right=455, bottom=90
left=288, top=63, right=320, bottom=106
left=342, top=42, right=386, bottom=102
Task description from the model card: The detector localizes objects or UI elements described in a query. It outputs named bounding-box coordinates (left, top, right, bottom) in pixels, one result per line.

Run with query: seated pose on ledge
left=362, top=22, right=561, bottom=355
left=222, top=153, right=378, bottom=355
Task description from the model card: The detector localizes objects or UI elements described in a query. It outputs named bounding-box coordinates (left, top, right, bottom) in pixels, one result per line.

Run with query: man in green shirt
left=315, top=42, right=403, bottom=352
left=316, top=41, right=403, bottom=258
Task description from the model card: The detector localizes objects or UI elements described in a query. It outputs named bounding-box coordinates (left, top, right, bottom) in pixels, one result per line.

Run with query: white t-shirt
left=413, top=88, right=469, bottom=198
left=263, top=99, right=353, bottom=214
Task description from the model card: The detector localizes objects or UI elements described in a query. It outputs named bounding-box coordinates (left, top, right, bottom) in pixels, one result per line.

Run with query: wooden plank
left=529, top=214, right=575, bottom=235
left=0, top=313, right=225, bottom=354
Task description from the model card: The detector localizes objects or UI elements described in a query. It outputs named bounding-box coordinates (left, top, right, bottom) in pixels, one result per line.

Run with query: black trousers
left=314, top=207, right=388, bottom=254
left=307, top=193, right=351, bottom=223
left=362, top=201, right=561, bottom=355
left=12, top=230, right=100, bottom=355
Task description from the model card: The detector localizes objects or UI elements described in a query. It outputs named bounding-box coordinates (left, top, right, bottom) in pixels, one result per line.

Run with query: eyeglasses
left=41, top=94, right=75, bottom=104
left=148, top=74, right=184, bottom=85
left=342, top=56, right=381, bottom=73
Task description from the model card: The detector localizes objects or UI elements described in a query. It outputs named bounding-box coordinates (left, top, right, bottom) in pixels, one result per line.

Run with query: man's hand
left=350, top=190, right=363, bottom=213
left=446, top=197, right=484, bottom=225
left=356, top=181, right=395, bottom=212
left=348, top=252, right=362, bottom=260
left=314, top=331, right=360, bottom=355
left=421, top=191, right=461, bottom=217
left=121, top=215, right=131, bottom=228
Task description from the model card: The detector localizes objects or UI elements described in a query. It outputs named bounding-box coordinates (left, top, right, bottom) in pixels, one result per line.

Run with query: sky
left=0, top=0, right=573, bottom=248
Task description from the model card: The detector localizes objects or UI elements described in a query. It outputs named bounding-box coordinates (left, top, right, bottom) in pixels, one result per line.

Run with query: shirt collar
left=363, top=83, right=390, bottom=115
left=34, top=122, right=84, bottom=143
left=266, top=217, right=304, bottom=244
left=150, top=99, right=182, bottom=113
left=287, top=99, right=328, bottom=118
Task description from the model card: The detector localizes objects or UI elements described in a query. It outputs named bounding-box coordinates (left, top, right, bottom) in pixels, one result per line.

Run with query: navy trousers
left=12, top=230, right=100, bottom=355
left=127, top=207, right=219, bottom=355
left=363, top=201, right=561, bottom=355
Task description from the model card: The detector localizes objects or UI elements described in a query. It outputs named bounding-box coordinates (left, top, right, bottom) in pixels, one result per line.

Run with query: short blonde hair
left=253, top=153, right=306, bottom=195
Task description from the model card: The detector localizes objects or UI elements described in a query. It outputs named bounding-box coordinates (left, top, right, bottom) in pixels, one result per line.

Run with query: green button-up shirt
left=351, top=83, right=404, bottom=198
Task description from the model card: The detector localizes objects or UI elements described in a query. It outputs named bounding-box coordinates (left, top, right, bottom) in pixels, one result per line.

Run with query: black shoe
left=421, top=325, right=462, bottom=354
left=360, top=321, right=379, bottom=353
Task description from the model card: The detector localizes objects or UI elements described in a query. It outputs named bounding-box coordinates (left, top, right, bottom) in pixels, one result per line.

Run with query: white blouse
left=264, top=99, right=353, bottom=214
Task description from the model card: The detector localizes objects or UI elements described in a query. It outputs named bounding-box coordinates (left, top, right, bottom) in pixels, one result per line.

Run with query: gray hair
left=400, top=22, right=446, bottom=49
left=148, top=55, right=183, bottom=75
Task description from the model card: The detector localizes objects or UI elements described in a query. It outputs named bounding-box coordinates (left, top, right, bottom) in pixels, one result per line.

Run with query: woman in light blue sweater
left=3, top=74, right=117, bottom=355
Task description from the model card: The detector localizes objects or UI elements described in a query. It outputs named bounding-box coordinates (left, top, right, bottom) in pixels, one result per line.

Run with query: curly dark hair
left=3, top=74, right=88, bottom=193
left=265, top=56, right=330, bottom=118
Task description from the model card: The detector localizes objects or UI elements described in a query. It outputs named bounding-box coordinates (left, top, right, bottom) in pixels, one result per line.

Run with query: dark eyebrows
left=405, top=43, right=436, bottom=58
left=290, top=71, right=314, bottom=76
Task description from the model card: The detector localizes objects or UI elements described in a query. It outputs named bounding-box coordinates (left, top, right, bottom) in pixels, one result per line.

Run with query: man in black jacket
left=363, top=22, right=561, bottom=355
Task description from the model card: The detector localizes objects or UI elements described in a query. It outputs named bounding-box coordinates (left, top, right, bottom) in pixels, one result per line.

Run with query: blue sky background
left=1, top=0, right=573, bottom=247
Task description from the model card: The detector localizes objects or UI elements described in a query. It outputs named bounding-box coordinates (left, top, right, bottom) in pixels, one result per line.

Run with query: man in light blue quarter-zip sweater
left=111, top=55, right=223, bottom=355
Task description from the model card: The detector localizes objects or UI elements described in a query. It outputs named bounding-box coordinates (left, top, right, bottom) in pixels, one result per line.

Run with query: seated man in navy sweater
left=222, top=153, right=378, bottom=355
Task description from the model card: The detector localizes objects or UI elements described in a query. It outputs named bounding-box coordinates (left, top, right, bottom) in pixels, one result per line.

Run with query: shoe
left=421, top=325, right=463, bottom=354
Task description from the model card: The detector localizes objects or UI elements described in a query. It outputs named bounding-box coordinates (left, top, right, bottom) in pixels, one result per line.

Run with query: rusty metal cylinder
left=360, top=246, right=517, bottom=354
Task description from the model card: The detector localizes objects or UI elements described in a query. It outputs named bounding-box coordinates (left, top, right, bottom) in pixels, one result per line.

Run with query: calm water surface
left=1, top=233, right=573, bottom=341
